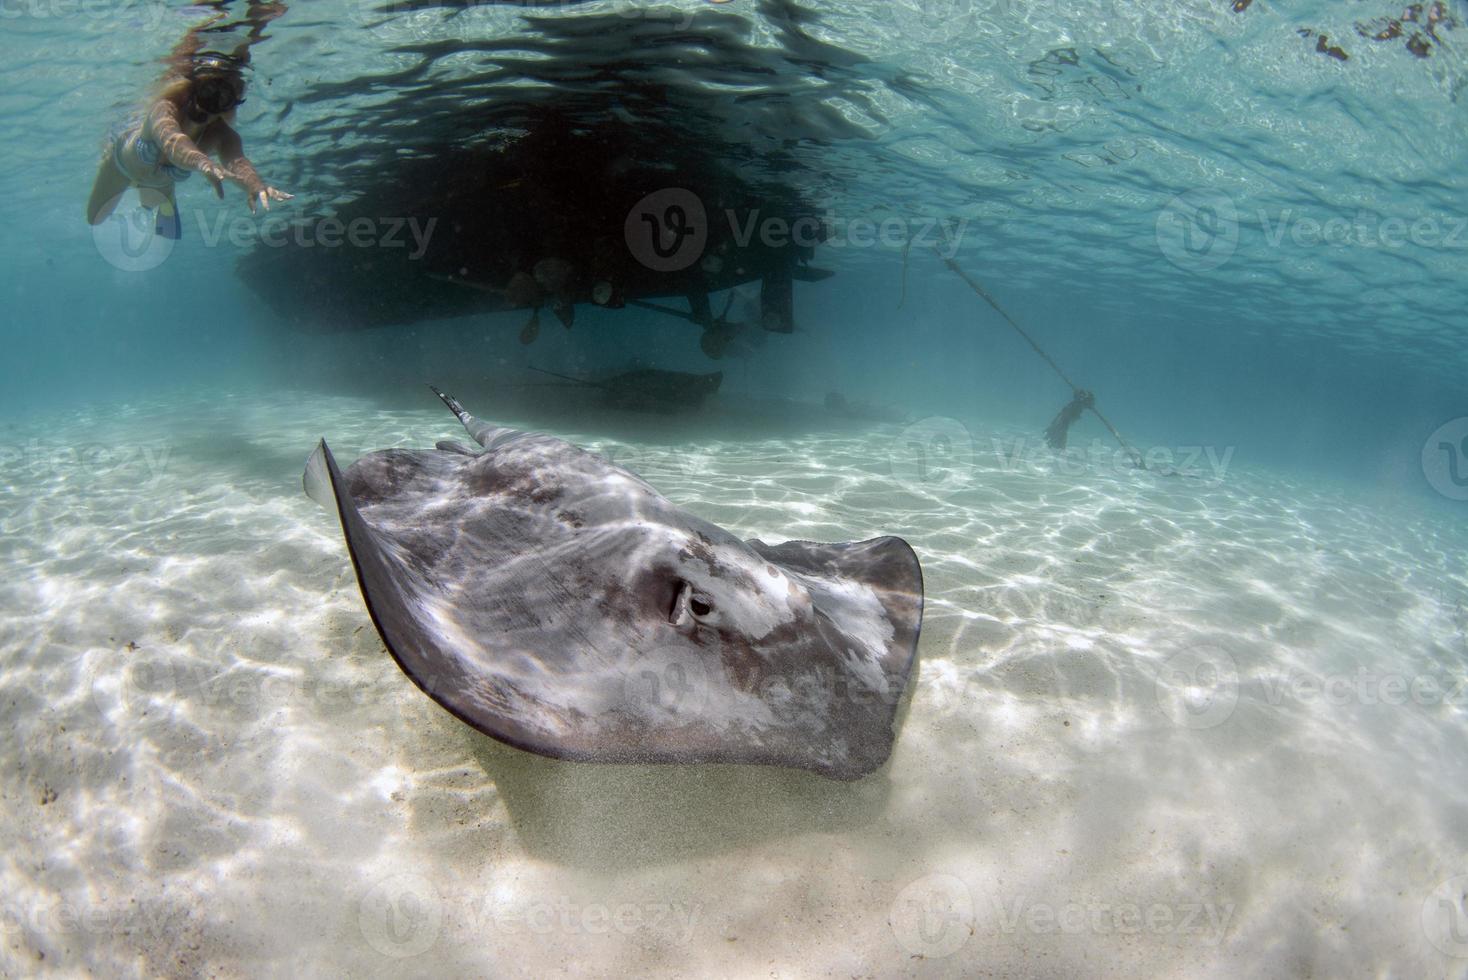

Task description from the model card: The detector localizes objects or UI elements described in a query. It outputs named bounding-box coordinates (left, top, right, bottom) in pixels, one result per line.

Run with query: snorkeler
left=86, top=44, right=291, bottom=239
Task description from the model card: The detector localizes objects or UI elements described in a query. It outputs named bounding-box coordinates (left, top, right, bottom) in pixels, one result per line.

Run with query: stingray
left=304, top=387, right=924, bottom=780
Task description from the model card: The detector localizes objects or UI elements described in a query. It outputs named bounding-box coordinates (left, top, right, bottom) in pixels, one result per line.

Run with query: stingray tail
left=428, top=384, right=471, bottom=426
left=427, top=384, right=516, bottom=450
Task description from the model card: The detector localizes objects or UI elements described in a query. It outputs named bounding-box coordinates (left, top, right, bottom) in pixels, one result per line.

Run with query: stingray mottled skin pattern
left=304, top=386, right=924, bottom=780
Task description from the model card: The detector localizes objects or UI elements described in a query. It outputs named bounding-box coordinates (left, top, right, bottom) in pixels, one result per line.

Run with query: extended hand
left=247, top=185, right=293, bottom=214
left=199, top=161, right=239, bottom=198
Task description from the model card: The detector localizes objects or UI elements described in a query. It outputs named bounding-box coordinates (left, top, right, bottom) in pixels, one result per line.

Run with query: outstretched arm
left=148, top=100, right=234, bottom=195
left=204, top=120, right=292, bottom=213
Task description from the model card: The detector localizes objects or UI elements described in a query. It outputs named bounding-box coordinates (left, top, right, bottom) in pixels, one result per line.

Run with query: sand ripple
left=2, top=390, right=1466, bottom=977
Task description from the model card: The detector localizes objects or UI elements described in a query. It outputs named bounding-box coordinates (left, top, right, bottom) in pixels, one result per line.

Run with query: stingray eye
left=667, top=580, right=715, bottom=629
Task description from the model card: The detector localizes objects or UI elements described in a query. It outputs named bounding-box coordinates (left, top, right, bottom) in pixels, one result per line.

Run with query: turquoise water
left=2, top=1, right=1467, bottom=976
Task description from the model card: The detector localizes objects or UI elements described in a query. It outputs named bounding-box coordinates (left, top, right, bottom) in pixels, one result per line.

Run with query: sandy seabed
left=2, top=386, right=1467, bottom=978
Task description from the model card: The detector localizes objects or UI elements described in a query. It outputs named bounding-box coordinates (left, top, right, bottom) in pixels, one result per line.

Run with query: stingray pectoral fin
left=308, top=438, right=609, bottom=765
left=304, top=441, right=427, bottom=613
left=747, top=535, right=925, bottom=682
left=304, top=440, right=483, bottom=727
left=303, top=440, right=335, bottom=509
left=742, top=534, right=924, bottom=779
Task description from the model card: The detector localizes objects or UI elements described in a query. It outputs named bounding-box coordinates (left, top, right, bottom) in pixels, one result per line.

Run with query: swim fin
left=154, top=197, right=182, bottom=240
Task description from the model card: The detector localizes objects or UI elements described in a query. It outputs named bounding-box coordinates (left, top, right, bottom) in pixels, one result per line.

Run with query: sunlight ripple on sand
left=2, top=390, right=1466, bottom=977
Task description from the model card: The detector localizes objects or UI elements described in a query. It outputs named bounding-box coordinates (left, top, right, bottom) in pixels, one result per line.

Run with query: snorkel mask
left=187, top=53, right=249, bottom=118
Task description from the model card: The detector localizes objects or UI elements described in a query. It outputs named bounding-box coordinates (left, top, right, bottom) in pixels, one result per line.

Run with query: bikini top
left=115, top=129, right=193, bottom=183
